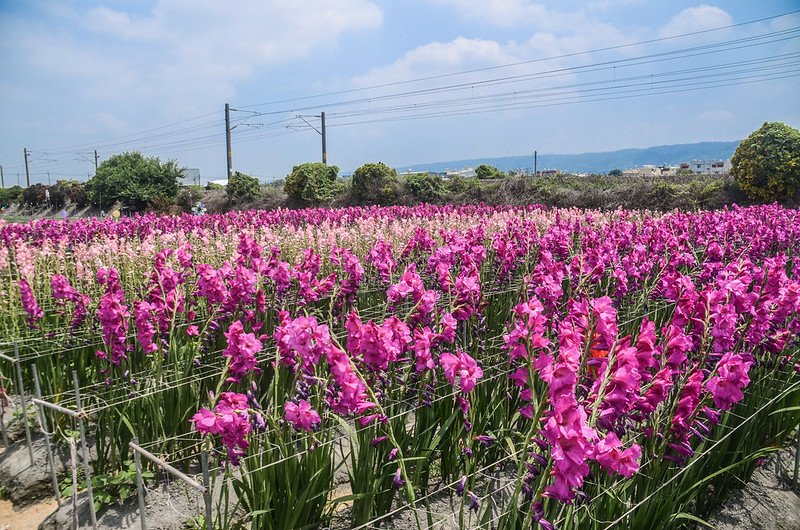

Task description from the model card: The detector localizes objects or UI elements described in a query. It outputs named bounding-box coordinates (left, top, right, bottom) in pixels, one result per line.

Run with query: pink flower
left=191, top=392, right=251, bottom=464
left=439, top=349, right=483, bottom=393
left=706, top=352, right=752, bottom=410
left=223, top=320, right=263, bottom=383
left=284, top=400, right=321, bottom=431
left=594, top=432, right=641, bottom=478
left=19, top=278, right=43, bottom=328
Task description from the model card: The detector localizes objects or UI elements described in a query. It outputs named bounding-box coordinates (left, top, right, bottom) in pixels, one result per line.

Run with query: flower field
left=1, top=203, right=799, bottom=529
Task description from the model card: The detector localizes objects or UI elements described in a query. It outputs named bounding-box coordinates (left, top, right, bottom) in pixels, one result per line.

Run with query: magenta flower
left=284, top=400, right=321, bottom=431
left=594, top=432, right=641, bottom=478
left=19, top=278, right=44, bottom=328
left=223, top=320, right=263, bottom=383
left=706, top=352, right=752, bottom=410
left=439, top=349, right=483, bottom=393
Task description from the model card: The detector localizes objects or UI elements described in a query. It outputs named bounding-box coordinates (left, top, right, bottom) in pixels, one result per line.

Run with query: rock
left=39, top=479, right=204, bottom=530
left=709, top=448, right=800, bottom=530
left=0, top=435, right=68, bottom=508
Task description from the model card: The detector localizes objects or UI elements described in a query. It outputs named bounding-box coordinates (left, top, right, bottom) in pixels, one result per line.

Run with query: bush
left=227, top=172, right=261, bottom=203
left=0, top=186, right=23, bottom=207
left=351, top=162, right=398, bottom=205
left=176, top=187, right=205, bottom=212
left=206, top=182, right=224, bottom=191
left=475, top=164, right=504, bottom=180
left=403, top=173, right=443, bottom=203
left=731, top=122, right=800, bottom=202
left=284, top=163, right=340, bottom=206
left=86, top=151, right=182, bottom=210
left=607, top=169, right=623, bottom=177
left=22, top=184, right=48, bottom=206
left=48, top=180, right=87, bottom=209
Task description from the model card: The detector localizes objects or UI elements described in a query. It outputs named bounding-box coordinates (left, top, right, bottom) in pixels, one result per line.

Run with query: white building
left=680, top=160, right=731, bottom=175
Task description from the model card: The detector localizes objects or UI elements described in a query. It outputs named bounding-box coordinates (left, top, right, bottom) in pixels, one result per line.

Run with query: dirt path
left=0, top=498, right=58, bottom=530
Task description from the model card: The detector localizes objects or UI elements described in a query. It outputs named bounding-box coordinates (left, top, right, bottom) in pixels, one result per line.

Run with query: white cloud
left=13, top=0, right=383, bottom=114
left=429, top=0, right=591, bottom=29
left=659, top=5, right=732, bottom=38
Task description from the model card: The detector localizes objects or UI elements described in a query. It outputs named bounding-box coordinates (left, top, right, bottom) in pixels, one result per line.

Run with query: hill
left=397, top=141, right=740, bottom=174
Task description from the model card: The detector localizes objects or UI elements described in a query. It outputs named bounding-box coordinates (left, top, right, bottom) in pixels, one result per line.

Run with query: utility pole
left=533, top=150, right=538, bottom=177
left=225, top=103, right=233, bottom=179
left=94, top=150, right=99, bottom=172
left=321, top=111, right=327, bottom=164
left=47, top=172, right=51, bottom=185
left=24, top=147, right=30, bottom=188
left=0, top=164, right=4, bottom=188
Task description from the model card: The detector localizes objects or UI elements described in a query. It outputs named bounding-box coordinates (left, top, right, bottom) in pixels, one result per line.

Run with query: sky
left=0, top=0, right=798, bottom=184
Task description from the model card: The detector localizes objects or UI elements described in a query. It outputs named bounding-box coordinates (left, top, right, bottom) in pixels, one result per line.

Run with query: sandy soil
left=0, top=498, right=58, bottom=530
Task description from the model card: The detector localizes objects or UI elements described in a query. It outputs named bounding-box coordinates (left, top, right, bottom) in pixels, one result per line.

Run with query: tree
left=48, top=180, right=87, bottom=208
left=22, top=184, right=48, bottom=206
left=226, top=172, right=261, bottom=202
left=86, top=151, right=182, bottom=210
left=0, top=186, right=24, bottom=207
left=351, top=162, right=398, bottom=204
left=284, top=163, right=340, bottom=206
left=476, top=164, right=504, bottom=180
left=403, top=173, right=443, bottom=203
left=608, top=169, right=623, bottom=177
left=731, top=122, right=800, bottom=202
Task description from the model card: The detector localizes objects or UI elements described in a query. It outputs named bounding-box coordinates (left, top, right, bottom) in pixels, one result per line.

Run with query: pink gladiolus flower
left=439, top=349, right=483, bottom=393
left=284, top=400, right=321, bottom=431
left=594, top=432, right=641, bottom=478
left=706, top=352, right=752, bottom=410
left=19, top=278, right=44, bottom=328
left=223, top=320, right=263, bottom=382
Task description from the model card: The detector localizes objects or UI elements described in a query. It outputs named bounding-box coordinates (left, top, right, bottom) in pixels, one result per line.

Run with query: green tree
left=0, top=185, right=24, bottom=207
left=403, top=173, right=443, bottom=203
left=731, top=122, right=800, bottom=202
left=284, top=163, right=340, bottom=206
left=351, top=162, right=398, bottom=204
left=48, top=180, right=88, bottom=209
left=608, top=169, right=623, bottom=177
left=475, top=164, right=504, bottom=180
left=226, top=172, right=261, bottom=202
left=22, top=184, right=48, bottom=206
left=86, top=152, right=182, bottom=210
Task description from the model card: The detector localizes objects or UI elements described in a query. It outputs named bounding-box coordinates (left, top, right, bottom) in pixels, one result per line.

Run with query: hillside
left=398, top=141, right=740, bottom=174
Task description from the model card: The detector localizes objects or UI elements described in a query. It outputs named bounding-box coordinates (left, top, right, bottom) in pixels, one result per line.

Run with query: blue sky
left=0, top=0, right=798, bottom=184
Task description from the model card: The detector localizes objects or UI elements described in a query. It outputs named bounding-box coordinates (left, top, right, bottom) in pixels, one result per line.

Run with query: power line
left=235, top=9, right=800, bottom=110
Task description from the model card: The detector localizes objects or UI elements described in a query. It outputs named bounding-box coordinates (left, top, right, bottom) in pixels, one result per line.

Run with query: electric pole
left=47, top=172, right=51, bottom=185
left=533, top=150, right=538, bottom=177
left=94, top=150, right=99, bottom=172
left=225, top=103, right=233, bottom=179
left=321, top=111, right=327, bottom=164
left=0, top=165, right=4, bottom=188
left=23, top=147, right=30, bottom=188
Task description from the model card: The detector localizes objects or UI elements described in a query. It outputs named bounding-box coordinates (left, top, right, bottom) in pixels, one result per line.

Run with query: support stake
left=133, top=436, right=148, bottom=530
left=73, top=370, right=97, bottom=529
left=33, top=365, right=61, bottom=506
left=202, top=450, right=212, bottom=530
left=14, top=344, right=34, bottom=466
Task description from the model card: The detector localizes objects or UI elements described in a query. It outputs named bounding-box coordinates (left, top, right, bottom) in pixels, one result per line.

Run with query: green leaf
left=671, top=512, right=714, bottom=528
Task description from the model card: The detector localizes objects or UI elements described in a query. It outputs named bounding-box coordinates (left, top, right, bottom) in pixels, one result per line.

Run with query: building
left=445, top=167, right=477, bottom=178
left=681, top=160, right=731, bottom=175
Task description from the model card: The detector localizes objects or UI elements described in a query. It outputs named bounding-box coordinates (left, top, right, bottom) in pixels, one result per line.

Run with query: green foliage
left=86, top=151, right=182, bottom=210
left=284, top=162, right=340, bottom=206
left=205, top=182, right=224, bottom=191
left=61, top=460, right=153, bottom=513
left=351, top=162, right=398, bottom=205
left=607, top=168, right=623, bottom=176
left=227, top=172, right=261, bottom=203
left=403, top=173, right=443, bottom=203
left=0, top=185, right=23, bottom=206
left=732, top=121, right=800, bottom=202
left=475, top=164, right=504, bottom=180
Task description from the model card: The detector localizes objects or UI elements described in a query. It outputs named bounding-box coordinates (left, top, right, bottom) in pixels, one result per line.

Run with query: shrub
left=475, top=164, right=504, bottom=180
left=0, top=186, right=23, bottom=207
left=284, top=163, right=340, bottom=206
left=86, top=151, right=182, bottom=210
left=206, top=182, right=224, bottom=191
left=403, top=173, right=443, bottom=203
left=351, top=162, right=398, bottom=205
left=22, top=184, right=48, bottom=206
left=732, top=122, right=800, bottom=202
left=48, top=180, right=87, bottom=209
left=227, top=172, right=261, bottom=203
left=176, top=187, right=205, bottom=212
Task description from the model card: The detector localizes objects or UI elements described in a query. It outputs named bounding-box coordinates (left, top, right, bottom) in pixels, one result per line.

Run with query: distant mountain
left=397, top=141, right=741, bottom=174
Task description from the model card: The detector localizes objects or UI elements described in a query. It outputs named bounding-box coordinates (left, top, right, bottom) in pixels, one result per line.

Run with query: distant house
left=684, top=160, right=731, bottom=175
left=538, top=169, right=561, bottom=177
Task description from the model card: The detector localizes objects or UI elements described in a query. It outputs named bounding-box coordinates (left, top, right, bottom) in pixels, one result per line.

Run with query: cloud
left=659, top=5, right=732, bottom=38
left=9, top=0, right=383, bottom=114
